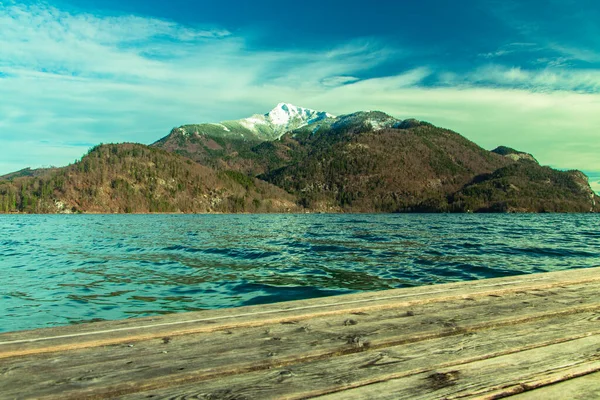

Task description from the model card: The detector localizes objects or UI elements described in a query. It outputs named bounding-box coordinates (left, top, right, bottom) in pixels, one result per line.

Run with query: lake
left=1, top=213, right=599, bottom=332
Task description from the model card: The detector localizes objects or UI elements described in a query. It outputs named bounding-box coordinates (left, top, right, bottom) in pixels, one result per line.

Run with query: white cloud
left=303, top=84, right=600, bottom=174
left=0, top=3, right=401, bottom=173
left=1, top=2, right=600, bottom=187
left=479, top=42, right=539, bottom=59
left=2, top=5, right=207, bottom=80
left=443, top=65, right=600, bottom=93
left=548, top=44, right=600, bottom=64
left=320, top=76, right=360, bottom=87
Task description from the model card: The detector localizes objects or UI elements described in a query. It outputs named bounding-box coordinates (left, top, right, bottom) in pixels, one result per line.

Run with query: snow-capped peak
left=172, top=103, right=336, bottom=142
left=266, top=103, right=335, bottom=128
left=235, top=103, right=335, bottom=139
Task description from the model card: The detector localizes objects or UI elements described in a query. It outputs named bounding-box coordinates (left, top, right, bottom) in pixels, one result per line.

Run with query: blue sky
left=1, top=0, right=599, bottom=192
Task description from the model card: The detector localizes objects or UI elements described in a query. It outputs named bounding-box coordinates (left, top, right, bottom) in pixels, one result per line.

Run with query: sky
left=1, top=0, right=599, bottom=192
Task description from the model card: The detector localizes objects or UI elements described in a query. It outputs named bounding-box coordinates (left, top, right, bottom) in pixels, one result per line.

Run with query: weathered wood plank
left=116, top=312, right=600, bottom=400
left=2, top=282, right=599, bottom=399
left=508, top=371, right=600, bottom=399
left=315, top=334, right=600, bottom=400
left=1, top=267, right=599, bottom=400
left=1, top=268, right=598, bottom=359
left=2, top=267, right=597, bottom=347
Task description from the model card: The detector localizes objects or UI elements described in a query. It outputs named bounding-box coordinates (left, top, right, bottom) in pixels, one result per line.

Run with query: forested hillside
left=0, top=143, right=299, bottom=213
left=2, top=106, right=598, bottom=214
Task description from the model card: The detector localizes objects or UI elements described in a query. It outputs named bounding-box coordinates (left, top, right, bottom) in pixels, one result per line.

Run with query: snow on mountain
left=266, top=103, right=334, bottom=127
left=239, top=116, right=266, bottom=131
left=209, top=123, right=230, bottom=132
left=238, top=103, right=335, bottom=139
left=164, top=103, right=336, bottom=142
left=331, top=111, right=401, bottom=131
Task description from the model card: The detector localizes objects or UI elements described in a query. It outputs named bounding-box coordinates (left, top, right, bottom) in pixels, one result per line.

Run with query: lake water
left=1, top=213, right=599, bottom=333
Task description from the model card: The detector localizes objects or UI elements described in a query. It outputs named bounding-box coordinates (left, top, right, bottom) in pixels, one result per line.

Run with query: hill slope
left=0, top=144, right=299, bottom=213
left=152, top=103, right=335, bottom=173
left=259, top=120, right=511, bottom=211
left=154, top=105, right=597, bottom=213
left=450, top=161, right=597, bottom=212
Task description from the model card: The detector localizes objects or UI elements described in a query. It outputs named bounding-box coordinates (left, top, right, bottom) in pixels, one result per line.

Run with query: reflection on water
left=1, top=213, right=599, bottom=332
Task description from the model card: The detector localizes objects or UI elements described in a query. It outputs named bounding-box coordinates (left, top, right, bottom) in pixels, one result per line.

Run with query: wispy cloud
left=479, top=42, right=539, bottom=59
left=442, top=65, right=600, bottom=93
left=1, top=1, right=600, bottom=185
left=320, top=76, right=360, bottom=87
left=485, top=0, right=600, bottom=68
left=0, top=3, right=400, bottom=173
left=1, top=4, right=229, bottom=81
left=307, top=83, right=600, bottom=170
left=547, top=44, right=600, bottom=64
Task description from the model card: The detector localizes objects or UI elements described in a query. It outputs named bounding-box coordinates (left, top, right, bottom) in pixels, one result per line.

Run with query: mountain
left=151, top=107, right=427, bottom=175
left=1, top=104, right=598, bottom=214
left=155, top=104, right=597, bottom=213
left=491, top=146, right=538, bottom=163
left=293, top=110, right=414, bottom=135
left=152, top=103, right=334, bottom=173
left=0, top=143, right=299, bottom=214
left=158, top=102, right=333, bottom=142
left=0, top=167, right=58, bottom=181
left=450, top=161, right=598, bottom=212
left=259, top=119, right=512, bottom=211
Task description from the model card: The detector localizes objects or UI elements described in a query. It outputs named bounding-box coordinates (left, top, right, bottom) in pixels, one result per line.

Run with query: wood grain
left=118, top=313, right=600, bottom=400
left=508, top=371, right=600, bottom=399
left=1, top=267, right=599, bottom=400
left=316, top=335, right=600, bottom=400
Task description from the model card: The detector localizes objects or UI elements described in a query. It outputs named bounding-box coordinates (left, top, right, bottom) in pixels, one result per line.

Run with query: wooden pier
left=1, top=267, right=600, bottom=399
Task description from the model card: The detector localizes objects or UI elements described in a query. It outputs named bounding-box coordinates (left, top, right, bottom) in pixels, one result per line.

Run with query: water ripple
left=1, top=213, right=599, bottom=332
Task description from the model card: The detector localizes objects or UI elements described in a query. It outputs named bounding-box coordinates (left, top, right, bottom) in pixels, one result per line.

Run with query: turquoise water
left=1, top=213, right=599, bottom=332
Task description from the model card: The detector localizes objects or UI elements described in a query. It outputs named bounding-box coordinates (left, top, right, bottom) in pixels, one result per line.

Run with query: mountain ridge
left=160, top=103, right=335, bottom=144
left=1, top=104, right=598, bottom=213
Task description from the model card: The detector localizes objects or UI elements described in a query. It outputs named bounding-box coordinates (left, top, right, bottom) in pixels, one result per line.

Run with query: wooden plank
left=312, top=335, right=600, bottom=400
left=3, top=267, right=598, bottom=346
left=0, top=267, right=598, bottom=400
left=2, top=267, right=599, bottom=359
left=109, top=311, right=600, bottom=399
left=508, top=371, right=600, bottom=399
left=2, top=280, right=599, bottom=399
